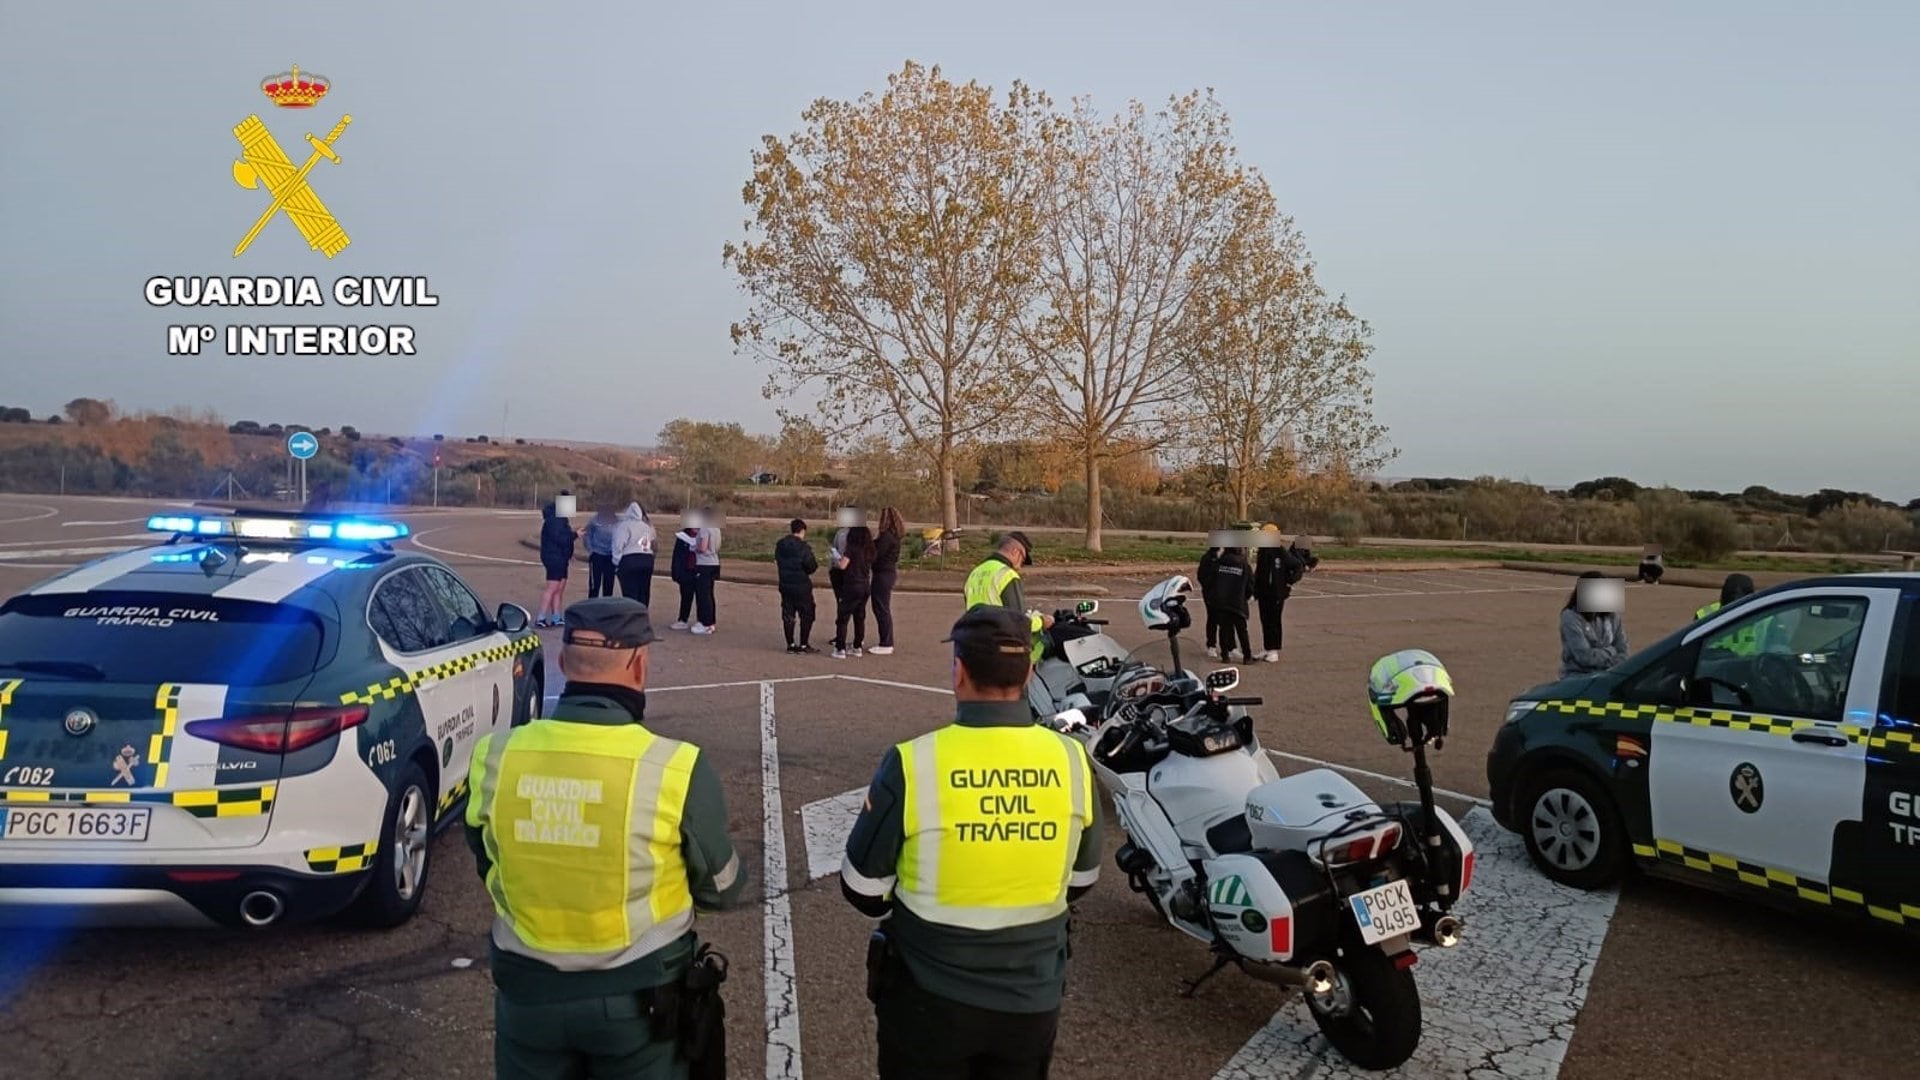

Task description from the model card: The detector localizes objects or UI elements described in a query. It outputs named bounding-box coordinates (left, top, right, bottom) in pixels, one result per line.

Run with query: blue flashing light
left=146, top=513, right=407, bottom=544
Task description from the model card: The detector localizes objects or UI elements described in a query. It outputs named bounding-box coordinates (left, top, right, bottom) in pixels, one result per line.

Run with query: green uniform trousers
left=494, top=990, right=685, bottom=1080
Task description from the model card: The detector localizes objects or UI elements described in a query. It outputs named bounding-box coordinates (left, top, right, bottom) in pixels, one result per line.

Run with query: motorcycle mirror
left=1205, top=668, right=1240, bottom=693
left=1076, top=600, right=1099, bottom=615
left=1046, top=708, right=1091, bottom=734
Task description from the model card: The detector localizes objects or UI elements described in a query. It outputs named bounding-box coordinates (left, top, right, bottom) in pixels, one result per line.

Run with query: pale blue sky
left=2, top=2, right=1914, bottom=500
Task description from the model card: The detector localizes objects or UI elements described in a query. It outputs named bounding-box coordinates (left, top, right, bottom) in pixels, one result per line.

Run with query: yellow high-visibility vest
left=467, top=718, right=699, bottom=969
left=1694, top=601, right=1763, bottom=658
left=893, top=723, right=1093, bottom=931
left=964, top=558, right=1046, bottom=662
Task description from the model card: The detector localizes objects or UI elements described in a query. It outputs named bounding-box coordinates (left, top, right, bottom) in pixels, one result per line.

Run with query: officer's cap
left=562, top=596, right=655, bottom=649
left=1000, top=530, right=1034, bottom=564
left=942, top=606, right=1030, bottom=661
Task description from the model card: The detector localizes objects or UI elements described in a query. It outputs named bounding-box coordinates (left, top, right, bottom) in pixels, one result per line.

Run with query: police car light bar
left=146, top=513, right=410, bottom=543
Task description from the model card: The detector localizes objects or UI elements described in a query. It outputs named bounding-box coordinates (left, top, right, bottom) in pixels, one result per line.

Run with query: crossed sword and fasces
left=1733, top=766, right=1762, bottom=809
left=231, top=113, right=353, bottom=258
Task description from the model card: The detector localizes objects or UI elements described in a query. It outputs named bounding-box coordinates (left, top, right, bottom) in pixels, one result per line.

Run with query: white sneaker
left=1263, top=651, right=1280, bottom=663
left=691, top=623, right=712, bottom=636
left=670, top=621, right=689, bottom=631
left=870, top=646, right=894, bottom=655
left=1205, top=646, right=1220, bottom=660
left=832, top=648, right=847, bottom=660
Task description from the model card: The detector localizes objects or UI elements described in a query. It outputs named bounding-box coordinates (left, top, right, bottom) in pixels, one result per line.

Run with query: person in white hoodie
left=611, top=502, right=657, bottom=608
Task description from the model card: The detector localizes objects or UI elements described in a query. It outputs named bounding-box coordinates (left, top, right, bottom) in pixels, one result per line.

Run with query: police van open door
left=1646, top=586, right=1898, bottom=894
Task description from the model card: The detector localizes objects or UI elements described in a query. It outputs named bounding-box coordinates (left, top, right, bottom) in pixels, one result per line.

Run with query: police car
left=0, top=511, right=544, bottom=929
left=1488, top=573, right=1920, bottom=930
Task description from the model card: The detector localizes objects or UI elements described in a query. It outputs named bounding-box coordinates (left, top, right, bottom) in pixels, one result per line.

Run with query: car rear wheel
left=1519, top=767, right=1628, bottom=889
left=345, top=761, right=433, bottom=928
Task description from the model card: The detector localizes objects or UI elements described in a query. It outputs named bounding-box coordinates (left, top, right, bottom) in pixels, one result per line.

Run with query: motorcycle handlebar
left=1220, top=696, right=1264, bottom=707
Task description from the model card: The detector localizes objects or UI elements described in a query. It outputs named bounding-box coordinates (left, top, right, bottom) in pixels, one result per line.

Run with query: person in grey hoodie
left=582, top=505, right=619, bottom=599
left=1559, top=571, right=1630, bottom=678
left=611, top=503, right=658, bottom=608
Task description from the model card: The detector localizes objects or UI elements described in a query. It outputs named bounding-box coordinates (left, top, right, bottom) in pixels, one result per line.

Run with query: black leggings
left=1258, top=594, right=1288, bottom=652
left=1217, top=616, right=1251, bottom=661
left=587, top=554, right=616, bottom=598
left=836, top=585, right=870, bottom=649
left=616, top=554, right=654, bottom=608
left=781, top=585, right=816, bottom=647
left=870, top=568, right=898, bottom=647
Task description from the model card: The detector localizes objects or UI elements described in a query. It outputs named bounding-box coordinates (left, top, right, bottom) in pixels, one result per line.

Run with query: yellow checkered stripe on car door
left=339, top=635, right=539, bottom=707
left=1536, top=700, right=1870, bottom=744
left=0, top=677, right=22, bottom=760
left=1632, top=838, right=1919, bottom=926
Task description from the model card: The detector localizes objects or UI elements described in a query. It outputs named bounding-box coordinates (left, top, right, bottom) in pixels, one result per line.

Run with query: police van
left=0, top=511, right=544, bottom=929
left=1488, top=573, right=1920, bottom=930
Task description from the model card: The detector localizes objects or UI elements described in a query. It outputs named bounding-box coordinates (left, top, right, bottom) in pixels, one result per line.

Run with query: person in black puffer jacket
left=1204, top=546, right=1254, bottom=663
left=775, top=519, right=820, bottom=653
left=833, top=526, right=876, bottom=659
left=536, top=502, right=577, bottom=628
left=869, top=507, right=905, bottom=654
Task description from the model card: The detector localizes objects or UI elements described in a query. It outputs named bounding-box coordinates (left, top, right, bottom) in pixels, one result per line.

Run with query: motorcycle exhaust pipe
left=1238, top=958, right=1337, bottom=995
left=239, top=889, right=285, bottom=927
left=1412, top=914, right=1463, bottom=948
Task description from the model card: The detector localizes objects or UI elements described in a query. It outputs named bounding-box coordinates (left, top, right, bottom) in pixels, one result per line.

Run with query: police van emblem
left=1730, top=762, right=1764, bottom=813
left=64, top=708, right=96, bottom=736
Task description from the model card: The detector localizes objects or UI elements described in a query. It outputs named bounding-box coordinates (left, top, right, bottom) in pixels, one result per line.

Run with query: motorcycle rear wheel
left=1303, top=940, right=1422, bottom=1070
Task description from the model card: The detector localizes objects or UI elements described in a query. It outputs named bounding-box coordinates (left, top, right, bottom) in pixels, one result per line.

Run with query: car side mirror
left=1205, top=668, right=1241, bottom=693
left=496, top=603, right=530, bottom=634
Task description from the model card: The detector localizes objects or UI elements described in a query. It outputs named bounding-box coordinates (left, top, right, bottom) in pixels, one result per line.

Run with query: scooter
left=1026, top=600, right=1130, bottom=721
left=1042, top=576, right=1473, bottom=1071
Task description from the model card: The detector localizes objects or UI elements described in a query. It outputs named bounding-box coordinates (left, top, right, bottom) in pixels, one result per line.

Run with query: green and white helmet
left=1367, top=649, right=1454, bottom=747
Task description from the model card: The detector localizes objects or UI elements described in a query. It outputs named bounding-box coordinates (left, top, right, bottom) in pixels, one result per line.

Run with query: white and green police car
left=1489, top=572, right=1920, bottom=931
left=0, top=511, right=544, bottom=929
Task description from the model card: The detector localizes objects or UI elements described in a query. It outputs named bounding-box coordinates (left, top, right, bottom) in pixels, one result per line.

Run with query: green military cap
left=562, top=596, right=656, bottom=649
left=942, top=606, right=1031, bottom=660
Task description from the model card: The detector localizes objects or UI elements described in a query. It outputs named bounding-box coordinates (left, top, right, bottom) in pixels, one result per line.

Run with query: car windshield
left=0, top=591, right=326, bottom=685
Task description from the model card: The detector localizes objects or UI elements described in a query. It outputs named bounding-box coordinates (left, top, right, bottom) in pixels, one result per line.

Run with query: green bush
left=1812, top=501, right=1918, bottom=554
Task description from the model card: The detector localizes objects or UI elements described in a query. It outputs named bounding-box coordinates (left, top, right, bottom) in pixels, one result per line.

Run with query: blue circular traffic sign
left=287, top=431, right=319, bottom=460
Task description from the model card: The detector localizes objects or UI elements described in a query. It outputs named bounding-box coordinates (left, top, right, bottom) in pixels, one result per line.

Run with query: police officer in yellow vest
left=466, top=597, right=746, bottom=1080
left=964, top=530, right=1051, bottom=663
left=1694, top=573, right=1766, bottom=656
left=841, top=606, right=1103, bottom=1079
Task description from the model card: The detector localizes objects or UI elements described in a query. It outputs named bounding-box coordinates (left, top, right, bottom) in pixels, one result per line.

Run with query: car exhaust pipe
left=239, top=890, right=284, bottom=927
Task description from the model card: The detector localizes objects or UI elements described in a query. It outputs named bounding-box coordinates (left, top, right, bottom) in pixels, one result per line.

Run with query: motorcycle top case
left=1245, top=768, right=1379, bottom=853
left=1203, top=850, right=1338, bottom=963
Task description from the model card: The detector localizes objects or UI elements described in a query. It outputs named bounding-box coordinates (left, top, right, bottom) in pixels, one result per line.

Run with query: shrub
left=1812, top=501, right=1918, bottom=554
left=1327, top=510, right=1365, bottom=545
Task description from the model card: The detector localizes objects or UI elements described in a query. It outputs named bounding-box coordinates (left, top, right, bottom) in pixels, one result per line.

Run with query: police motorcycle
left=1025, top=600, right=1131, bottom=722
left=1041, top=576, right=1474, bottom=1071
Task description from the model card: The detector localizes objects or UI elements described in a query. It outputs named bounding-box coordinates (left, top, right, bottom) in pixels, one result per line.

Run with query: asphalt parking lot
left=0, top=495, right=1915, bottom=1080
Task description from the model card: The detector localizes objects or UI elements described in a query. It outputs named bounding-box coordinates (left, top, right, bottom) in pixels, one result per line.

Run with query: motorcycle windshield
left=1104, top=637, right=1209, bottom=719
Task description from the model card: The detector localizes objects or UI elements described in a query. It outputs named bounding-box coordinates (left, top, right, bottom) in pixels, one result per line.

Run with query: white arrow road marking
left=1211, top=808, right=1618, bottom=1080
left=802, top=787, right=870, bottom=881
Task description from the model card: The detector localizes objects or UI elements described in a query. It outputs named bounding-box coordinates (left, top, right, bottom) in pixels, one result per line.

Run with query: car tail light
left=186, top=706, right=368, bottom=754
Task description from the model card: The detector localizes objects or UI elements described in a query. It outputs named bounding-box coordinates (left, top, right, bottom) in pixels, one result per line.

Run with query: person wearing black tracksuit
left=870, top=518, right=902, bottom=653
left=1198, top=547, right=1223, bottom=655
left=1254, top=542, right=1303, bottom=660
left=833, top=526, right=876, bottom=658
left=775, top=519, right=820, bottom=653
left=1205, top=547, right=1255, bottom=663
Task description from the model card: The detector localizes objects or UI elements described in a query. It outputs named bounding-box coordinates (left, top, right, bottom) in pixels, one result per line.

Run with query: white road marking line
left=409, top=528, right=538, bottom=565
left=0, top=533, right=144, bottom=547
left=761, top=681, right=804, bottom=1080
left=1212, top=807, right=1618, bottom=1080
left=542, top=675, right=841, bottom=705
left=1264, top=749, right=1493, bottom=808
left=802, top=787, right=869, bottom=881
left=0, top=503, right=60, bottom=524
left=0, top=545, right=140, bottom=562
left=833, top=674, right=954, bottom=696
left=59, top=519, right=149, bottom=527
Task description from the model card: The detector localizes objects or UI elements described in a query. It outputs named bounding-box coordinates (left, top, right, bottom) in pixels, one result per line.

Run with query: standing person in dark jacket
left=775, top=519, right=820, bottom=654
left=1198, top=546, right=1223, bottom=658
left=1206, top=546, right=1255, bottom=663
left=869, top=507, right=905, bottom=655
left=833, top=526, right=877, bottom=659
left=668, top=523, right=699, bottom=631
left=1253, top=523, right=1306, bottom=662
left=536, top=502, right=578, bottom=628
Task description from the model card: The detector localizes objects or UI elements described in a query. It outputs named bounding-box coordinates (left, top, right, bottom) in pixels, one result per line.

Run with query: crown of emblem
left=260, top=64, right=330, bottom=108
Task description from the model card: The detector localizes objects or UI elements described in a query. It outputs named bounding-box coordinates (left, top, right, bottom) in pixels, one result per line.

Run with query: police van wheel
left=1519, top=768, right=1627, bottom=890
left=346, top=762, right=434, bottom=928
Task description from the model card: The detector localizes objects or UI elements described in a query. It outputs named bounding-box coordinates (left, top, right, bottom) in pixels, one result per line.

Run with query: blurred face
left=1575, top=578, right=1625, bottom=615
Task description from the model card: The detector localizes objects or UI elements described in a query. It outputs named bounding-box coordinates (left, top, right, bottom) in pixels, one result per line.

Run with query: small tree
left=64, top=397, right=114, bottom=425
left=771, top=414, right=828, bottom=488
